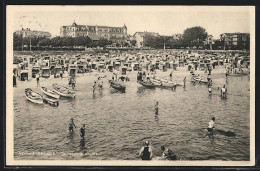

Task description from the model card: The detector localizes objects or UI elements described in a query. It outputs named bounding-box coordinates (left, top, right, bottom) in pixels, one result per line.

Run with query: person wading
left=80, top=124, right=86, bottom=138
left=69, top=118, right=76, bottom=133
left=139, top=141, right=153, bottom=160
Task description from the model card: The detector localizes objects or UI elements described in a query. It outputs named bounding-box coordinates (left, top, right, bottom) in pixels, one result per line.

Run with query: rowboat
left=25, top=88, right=43, bottom=104
left=42, top=95, right=59, bottom=106
left=139, top=80, right=156, bottom=88
left=109, top=80, right=126, bottom=92
left=52, top=83, right=76, bottom=98
left=41, top=86, right=60, bottom=99
left=150, top=78, right=176, bottom=89
left=192, top=76, right=208, bottom=84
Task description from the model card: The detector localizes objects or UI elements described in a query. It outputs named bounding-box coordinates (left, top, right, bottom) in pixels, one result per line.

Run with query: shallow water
left=13, top=68, right=250, bottom=161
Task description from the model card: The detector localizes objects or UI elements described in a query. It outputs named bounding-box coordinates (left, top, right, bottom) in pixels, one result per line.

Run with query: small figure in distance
left=183, top=77, right=186, bottom=87
left=139, top=141, right=153, bottom=160
left=93, top=81, right=97, bottom=94
left=208, top=85, right=212, bottom=95
left=155, top=101, right=159, bottom=115
left=36, top=73, right=40, bottom=87
left=69, top=118, right=76, bottom=133
left=80, top=124, right=86, bottom=138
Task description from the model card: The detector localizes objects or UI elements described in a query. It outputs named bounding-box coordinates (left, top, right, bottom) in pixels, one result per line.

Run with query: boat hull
left=52, top=84, right=76, bottom=98
left=139, top=81, right=156, bottom=88
left=25, top=88, right=43, bottom=104
left=41, top=87, right=60, bottom=99
left=109, top=80, right=126, bottom=91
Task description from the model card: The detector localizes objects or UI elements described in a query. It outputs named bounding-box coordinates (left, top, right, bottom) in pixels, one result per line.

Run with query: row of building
left=14, top=21, right=250, bottom=49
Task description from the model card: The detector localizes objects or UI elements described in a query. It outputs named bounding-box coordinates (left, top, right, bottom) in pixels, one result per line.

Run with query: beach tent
left=54, top=66, right=62, bottom=77
left=32, top=66, right=40, bottom=78
left=68, top=64, right=77, bottom=77
left=42, top=67, right=50, bottom=78
left=121, top=66, right=127, bottom=75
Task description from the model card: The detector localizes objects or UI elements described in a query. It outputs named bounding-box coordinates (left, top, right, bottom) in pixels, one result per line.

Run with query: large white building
left=60, top=21, right=128, bottom=41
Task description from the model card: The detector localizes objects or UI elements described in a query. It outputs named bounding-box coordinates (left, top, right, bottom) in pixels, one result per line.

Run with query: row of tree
left=13, top=26, right=249, bottom=51
left=144, top=26, right=208, bottom=49
left=13, top=34, right=124, bottom=50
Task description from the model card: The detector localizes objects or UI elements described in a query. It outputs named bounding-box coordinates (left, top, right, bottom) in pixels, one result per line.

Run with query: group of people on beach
left=93, top=75, right=106, bottom=94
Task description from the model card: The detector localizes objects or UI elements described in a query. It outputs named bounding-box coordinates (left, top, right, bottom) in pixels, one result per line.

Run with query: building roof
left=221, top=33, right=249, bottom=36
left=134, top=32, right=160, bottom=37
left=87, top=25, right=124, bottom=29
left=15, top=30, right=51, bottom=37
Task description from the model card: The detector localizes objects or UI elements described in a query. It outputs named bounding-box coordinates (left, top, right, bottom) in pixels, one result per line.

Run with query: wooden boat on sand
left=25, top=88, right=43, bottom=104
left=41, top=86, right=60, bottom=99
left=109, top=80, right=126, bottom=92
left=52, top=83, right=76, bottom=98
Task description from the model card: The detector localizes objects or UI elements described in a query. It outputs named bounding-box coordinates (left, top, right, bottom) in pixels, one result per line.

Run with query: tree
left=38, top=38, right=51, bottom=47
left=13, top=33, right=23, bottom=50
left=182, top=26, right=208, bottom=47
left=130, top=40, right=137, bottom=47
left=143, top=35, right=157, bottom=47
left=123, top=42, right=129, bottom=47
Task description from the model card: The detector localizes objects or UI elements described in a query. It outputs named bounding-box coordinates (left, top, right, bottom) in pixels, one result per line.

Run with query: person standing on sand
left=36, top=73, right=40, bottom=87
left=60, top=70, right=63, bottom=79
left=183, top=77, right=186, bottom=87
left=13, top=73, right=17, bottom=87
left=93, top=81, right=96, bottom=94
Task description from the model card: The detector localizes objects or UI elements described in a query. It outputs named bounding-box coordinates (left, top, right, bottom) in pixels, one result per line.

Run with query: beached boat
left=192, top=76, right=208, bottom=84
left=150, top=78, right=176, bottom=88
left=25, top=88, right=43, bottom=104
left=109, top=80, right=126, bottom=92
left=42, top=95, right=59, bottom=106
left=139, top=80, right=156, bottom=88
left=41, top=86, right=60, bottom=99
left=52, top=83, right=76, bottom=98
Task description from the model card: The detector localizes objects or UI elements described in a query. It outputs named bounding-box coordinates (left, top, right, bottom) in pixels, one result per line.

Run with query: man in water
left=183, top=77, right=186, bottom=87
left=161, top=145, right=176, bottom=160
left=208, top=117, right=215, bottom=135
left=80, top=124, right=86, bottom=138
left=221, top=85, right=227, bottom=98
left=208, top=85, right=212, bottom=95
left=139, top=141, right=153, bottom=160
left=69, top=118, right=76, bottom=133
left=155, top=101, right=159, bottom=115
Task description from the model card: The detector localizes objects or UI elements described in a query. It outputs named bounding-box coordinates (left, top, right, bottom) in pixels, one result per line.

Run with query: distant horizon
left=11, top=6, right=252, bottom=39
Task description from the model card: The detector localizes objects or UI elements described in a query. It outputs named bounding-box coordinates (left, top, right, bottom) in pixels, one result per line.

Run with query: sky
left=10, top=6, right=253, bottom=39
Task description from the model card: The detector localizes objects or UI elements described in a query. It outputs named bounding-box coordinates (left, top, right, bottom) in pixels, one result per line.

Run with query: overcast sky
left=11, top=6, right=253, bottom=39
